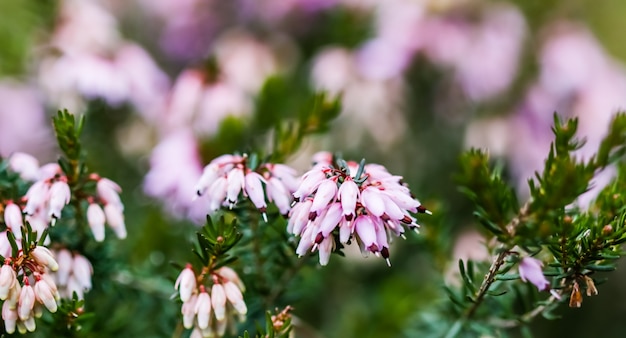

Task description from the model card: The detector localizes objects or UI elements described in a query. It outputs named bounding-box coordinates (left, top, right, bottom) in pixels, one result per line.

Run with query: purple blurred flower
left=519, top=257, right=550, bottom=291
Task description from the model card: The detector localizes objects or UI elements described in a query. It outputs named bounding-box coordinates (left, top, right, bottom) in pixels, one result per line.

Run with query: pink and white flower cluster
left=195, top=154, right=298, bottom=220
left=87, top=174, right=127, bottom=241
left=0, top=246, right=60, bottom=334
left=288, top=152, right=428, bottom=266
left=52, top=249, right=93, bottom=300
left=175, top=265, right=247, bottom=338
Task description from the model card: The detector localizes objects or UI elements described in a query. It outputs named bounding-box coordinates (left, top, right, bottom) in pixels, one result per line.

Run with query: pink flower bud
left=38, top=163, right=61, bottom=180
left=206, top=176, right=228, bottom=210
left=181, top=294, right=197, bottom=329
left=48, top=180, right=71, bottom=219
left=3, top=202, right=23, bottom=233
left=2, top=300, right=17, bottom=333
left=318, top=236, right=335, bottom=266
left=216, top=267, right=245, bottom=292
left=519, top=257, right=550, bottom=291
left=226, top=168, right=244, bottom=205
left=310, top=179, right=338, bottom=214
left=223, top=281, right=247, bottom=315
left=195, top=164, right=220, bottom=196
left=339, top=218, right=353, bottom=243
left=24, top=181, right=49, bottom=216
left=319, top=203, right=343, bottom=237
left=0, top=264, right=16, bottom=300
left=18, top=283, right=35, bottom=320
left=266, top=177, right=291, bottom=215
left=34, top=277, right=58, bottom=313
left=244, top=172, right=267, bottom=210
left=338, top=177, right=359, bottom=217
left=97, top=178, right=123, bottom=209
left=104, top=204, right=126, bottom=239
left=31, top=246, right=59, bottom=272
left=194, top=290, right=212, bottom=329
left=55, top=249, right=73, bottom=286
left=8, top=153, right=39, bottom=181
left=23, top=314, right=36, bottom=331
left=287, top=199, right=312, bottom=235
left=72, top=254, right=93, bottom=290
left=293, top=169, right=325, bottom=200
left=211, top=283, right=227, bottom=321
left=360, top=187, right=386, bottom=217
left=175, top=265, right=196, bottom=303
left=66, top=276, right=84, bottom=299
left=355, top=216, right=377, bottom=252
left=87, top=203, right=106, bottom=242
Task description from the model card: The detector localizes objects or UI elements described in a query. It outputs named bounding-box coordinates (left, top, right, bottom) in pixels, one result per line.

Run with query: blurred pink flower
left=144, top=130, right=210, bottom=222
left=0, top=83, right=51, bottom=158
left=519, top=257, right=550, bottom=291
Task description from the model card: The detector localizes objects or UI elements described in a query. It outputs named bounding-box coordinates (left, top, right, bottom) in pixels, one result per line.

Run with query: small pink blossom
left=0, top=263, right=16, bottom=300
left=519, top=257, right=550, bottom=291
left=3, top=202, right=23, bottom=234
left=104, top=203, right=126, bottom=239
left=223, top=281, right=247, bottom=315
left=211, top=283, right=227, bottom=321
left=72, top=254, right=93, bottom=291
left=8, top=153, right=39, bottom=181
left=18, top=283, right=35, bottom=321
left=48, top=180, right=71, bottom=220
left=2, top=300, right=17, bottom=333
left=97, top=178, right=123, bottom=209
left=34, top=276, right=58, bottom=313
left=175, top=264, right=196, bottom=303
left=31, top=246, right=59, bottom=272
left=87, top=203, right=106, bottom=242
left=195, top=289, right=212, bottom=330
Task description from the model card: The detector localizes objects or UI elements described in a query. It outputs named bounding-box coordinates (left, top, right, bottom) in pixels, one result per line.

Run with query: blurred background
left=2, top=0, right=626, bottom=337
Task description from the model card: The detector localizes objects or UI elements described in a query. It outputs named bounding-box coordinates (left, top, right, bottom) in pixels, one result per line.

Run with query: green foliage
left=191, top=216, right=243, bottom=270
left=434, top=112, right=626, bottom=337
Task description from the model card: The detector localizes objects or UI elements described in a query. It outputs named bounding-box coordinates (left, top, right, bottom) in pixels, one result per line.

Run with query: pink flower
left=48, top=180, right=71, bottom=220
left=0, top=263, right=16, bottom=300
left=34, top=276, right=58, bottom=312
left=8, top=153, right=39, bottom=181
left=72, top=254, right=93, bottom=291
left=18, top=283, right=35, bottom=321
left=87, top=203, right=106, bottom=242
left=211, top=283, right=227, bottom=321
left=97, top=178, right=123, bottom=209
left=223, top=281, right=247, bottom=315
left=2, top=300, right=17, bottom=333
left=31, top=246, right=59, bottom=272
left=104, top=203, right=126, bottom=239
left=519, top=257, right=550, bottom=291
left=175, top=264, right=196, bottom=303
left=181, top=294, right=198, bottom=329
left=244, top=172, right=267, bottom=218
left=194, top=288, right=212, bottom=330
left=3, top=202, right=23, bottom=234
left=24, top=181, right=50, bottom=216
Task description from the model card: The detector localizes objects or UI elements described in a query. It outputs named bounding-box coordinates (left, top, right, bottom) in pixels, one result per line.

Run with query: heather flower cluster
left=51, top=249, right=94, bottom=299
left=0, top=149, right=126, bottom=334
left=175, top=265, right=247, bottom=338
left=0, top=246, right=59, bottom=334
left=195, top=154, right=298, bottom=221
left=289, top=152, right=429, bottom=266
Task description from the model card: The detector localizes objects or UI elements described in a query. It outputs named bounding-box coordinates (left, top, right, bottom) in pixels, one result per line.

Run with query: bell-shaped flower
left=175, top=264, right=196, bottom=303
left=87, top=203, right=106, bottom=242
left=519, top=257, right=550, bottom=291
